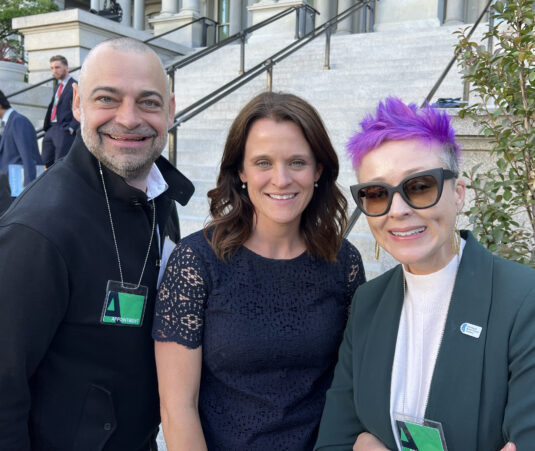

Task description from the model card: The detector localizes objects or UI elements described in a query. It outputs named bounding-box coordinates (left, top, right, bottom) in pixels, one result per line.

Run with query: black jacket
left=0, top=133, right=194, bottom=450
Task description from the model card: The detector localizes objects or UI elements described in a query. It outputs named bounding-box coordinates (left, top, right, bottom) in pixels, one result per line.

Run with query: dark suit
left=42, top=77, right=79, bottom=166
left=315, top=231, right=535, bottom=450
left=0, top=110, right=42, bottom=188
left=0, top=173, right=11, bottom=215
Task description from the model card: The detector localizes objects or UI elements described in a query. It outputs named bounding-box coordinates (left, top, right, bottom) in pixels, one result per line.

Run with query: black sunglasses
left=350, top=168, right=457, bottom=217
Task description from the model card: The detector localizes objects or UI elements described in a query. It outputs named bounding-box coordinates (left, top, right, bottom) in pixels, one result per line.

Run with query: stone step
left=174, top=72, right=463, bottom=98
left=175, top=24, right=482, bottom=70
left=175, top=51, right=462, bottom=80
left=178, top=215, right=208, bottom=238
left=179, top=163, right=220, bottom=181
left=175, top=42, right=463, bottom=75
left=183, top=195, right=211, bottom=218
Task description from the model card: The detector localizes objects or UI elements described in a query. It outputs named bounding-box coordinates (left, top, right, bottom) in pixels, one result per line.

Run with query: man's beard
left=80, top=110, right=167, bottom=182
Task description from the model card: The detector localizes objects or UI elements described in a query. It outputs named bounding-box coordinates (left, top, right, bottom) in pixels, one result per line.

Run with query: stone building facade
left=12, top=0, right=492, bottom=85
left=55, top=0, right=491, bottom=44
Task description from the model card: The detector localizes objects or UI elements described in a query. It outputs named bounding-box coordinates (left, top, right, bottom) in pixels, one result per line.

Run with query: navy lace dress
left=153, top=230, right=365, bottom=450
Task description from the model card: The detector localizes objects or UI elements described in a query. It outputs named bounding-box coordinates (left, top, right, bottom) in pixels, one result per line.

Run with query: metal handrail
left=295, top=3, right=319, bottom=39
left=164, top=6, right=306, bottom=73
left=344, top=208, right=362, bottom=239
left=6, top=68, right=80, bottom=100
left=300, top=3, right=320, bottom=16
left=324, top=0, right=376, bottom=69
left=421, top=0, right=494, bottom=107
left=144, top=16, right=218, bottom=44
left=167, top=0, right=372, bottom=137
left=170, top=0, right=372, bottom=128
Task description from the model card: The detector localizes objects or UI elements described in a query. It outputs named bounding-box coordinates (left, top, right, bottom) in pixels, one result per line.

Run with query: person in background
left=42, top=55, right=79, bottom=167
left=0, top=38, right=193, bottom=450
left=153, top=91, right=366, bottom=450
left=314, top=97, right=533, bottom=451
left=0, top=90, right=42, bottom=188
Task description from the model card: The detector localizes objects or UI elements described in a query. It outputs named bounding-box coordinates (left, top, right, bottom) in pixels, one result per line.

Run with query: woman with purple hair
left=314, top=97, right=535, bottom=450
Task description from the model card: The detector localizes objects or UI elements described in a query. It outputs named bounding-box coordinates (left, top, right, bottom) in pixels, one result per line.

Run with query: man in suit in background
left=0, top=90, right=42, bottom=189
left=42, top=55, right=79, bottom=167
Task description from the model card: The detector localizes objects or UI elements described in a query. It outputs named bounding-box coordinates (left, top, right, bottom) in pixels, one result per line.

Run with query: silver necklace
left=98, top=161, right=156, bottom=289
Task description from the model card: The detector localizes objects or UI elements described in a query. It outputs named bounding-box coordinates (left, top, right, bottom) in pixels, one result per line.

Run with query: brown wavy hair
left=205, top=92, right=348, bottom=262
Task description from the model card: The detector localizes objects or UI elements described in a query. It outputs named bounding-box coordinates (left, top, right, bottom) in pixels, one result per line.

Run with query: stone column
left=374, top=0, right=440, bottom=32
left=117, top=0, right=132, bottom=26
left=337, top=0, right=354, bottom=34
left=445, top=0, right=464, bottom=24
left=229, top=0, right=243, bottom=36
left=90, top=0, right=99, bottom=10
left=246, top=0, right=256, bottom=28
left=133, top=0, right=145, bottom=29
left=181, top=0, right=200, bottom=13
left=160, top=0, right=179, bottom=16
left=315, top=0, right=332, bottom=27
left=247, top=0, right=306, bottom=42
left=149, top=0, right=202, bottom=47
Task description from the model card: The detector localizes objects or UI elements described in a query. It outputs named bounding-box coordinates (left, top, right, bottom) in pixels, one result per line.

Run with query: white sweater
left=390, top=240, right=466, bottom=449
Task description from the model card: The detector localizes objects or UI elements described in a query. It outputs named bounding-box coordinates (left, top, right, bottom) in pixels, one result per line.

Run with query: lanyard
left=98, top=161, right=155, bottom=289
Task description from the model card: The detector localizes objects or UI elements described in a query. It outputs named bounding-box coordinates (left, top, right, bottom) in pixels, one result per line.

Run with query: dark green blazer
left=315, top=231, right=535, bottom=450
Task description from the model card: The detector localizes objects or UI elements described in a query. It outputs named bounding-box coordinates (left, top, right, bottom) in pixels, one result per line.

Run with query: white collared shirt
left=1, top=108, right=13, bottom=125
left=146, top=163, right=168, bottom=201
left=145, top=163, right=174, bottom=287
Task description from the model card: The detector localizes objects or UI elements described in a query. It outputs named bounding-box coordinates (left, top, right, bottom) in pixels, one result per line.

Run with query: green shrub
left=0, top=0, right=59, bottom=62
left=456, top=0, right=535, bottom=267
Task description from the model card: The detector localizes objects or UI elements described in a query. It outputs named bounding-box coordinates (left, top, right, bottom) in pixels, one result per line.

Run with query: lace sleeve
left=152, top=242, right=207, bottom=348
left=346, top=241, right=366, bottom=304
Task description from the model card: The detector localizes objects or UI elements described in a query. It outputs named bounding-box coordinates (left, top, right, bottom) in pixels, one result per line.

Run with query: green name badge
left=394, top=413, right=448, bottom=451
left=100, top=280, right=148, bottom=327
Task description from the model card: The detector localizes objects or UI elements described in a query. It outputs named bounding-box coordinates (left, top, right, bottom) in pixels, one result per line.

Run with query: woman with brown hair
left=153, top=92, right=365, bottom=450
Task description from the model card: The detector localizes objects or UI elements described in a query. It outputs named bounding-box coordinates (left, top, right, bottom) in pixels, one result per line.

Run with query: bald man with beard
left=0, top=38, right=194, bottom=450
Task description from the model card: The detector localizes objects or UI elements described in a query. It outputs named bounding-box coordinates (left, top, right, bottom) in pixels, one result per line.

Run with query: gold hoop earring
left=375, top=241, right=380, bottom=260
left=451, top=229, right=461, bottom=255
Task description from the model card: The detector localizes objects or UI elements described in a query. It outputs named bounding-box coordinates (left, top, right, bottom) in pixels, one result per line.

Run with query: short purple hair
left=346, top=97, right=461, bottom=170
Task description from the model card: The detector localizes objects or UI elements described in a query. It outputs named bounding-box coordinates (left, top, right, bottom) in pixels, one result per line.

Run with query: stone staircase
left=169, top=24, right=478, bottom=277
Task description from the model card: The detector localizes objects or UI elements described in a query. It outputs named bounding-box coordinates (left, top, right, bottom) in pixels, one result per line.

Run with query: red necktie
left=51, top=83, right=64, bottom=122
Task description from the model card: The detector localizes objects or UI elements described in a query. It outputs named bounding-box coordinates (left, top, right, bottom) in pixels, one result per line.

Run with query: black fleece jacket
left=0, top=133, right=194, bottom=450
